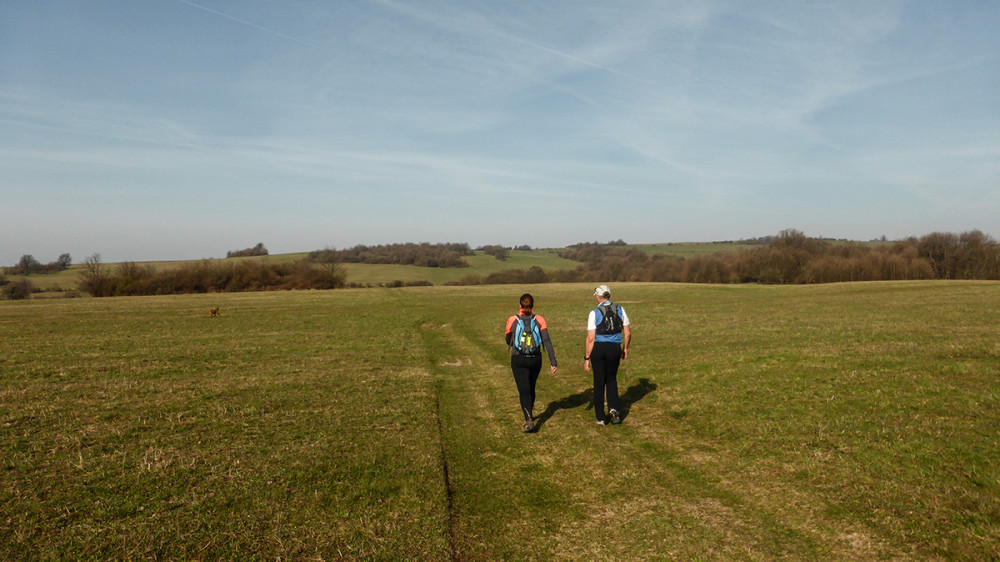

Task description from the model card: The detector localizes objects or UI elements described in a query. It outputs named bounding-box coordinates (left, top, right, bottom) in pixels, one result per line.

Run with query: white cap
left=594, top=284, right=611, bottom=297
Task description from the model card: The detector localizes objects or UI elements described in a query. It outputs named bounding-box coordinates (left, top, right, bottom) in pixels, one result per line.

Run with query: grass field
left=2, top=282, right=998, bottom=559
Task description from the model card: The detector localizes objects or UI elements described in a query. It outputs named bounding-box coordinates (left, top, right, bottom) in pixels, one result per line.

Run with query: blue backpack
left=511, top=314, right=542, bottom=356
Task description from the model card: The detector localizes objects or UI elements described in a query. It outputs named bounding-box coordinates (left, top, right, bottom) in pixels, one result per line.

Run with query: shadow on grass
left=534, top=387, right=592, bottom=430
left=619, top=377, right=657, bottom=421
left=535, top=377, right=657, bottom=429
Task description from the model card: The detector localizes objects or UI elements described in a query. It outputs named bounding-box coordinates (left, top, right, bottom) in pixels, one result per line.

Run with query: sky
left=2, top=1, right=999, bottom=264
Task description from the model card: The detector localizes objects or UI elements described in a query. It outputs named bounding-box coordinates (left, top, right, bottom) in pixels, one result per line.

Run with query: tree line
left=78, top=254, right=346, bottom=297
left=447, top=230, right=1000, bottom=286
left=311, top=242, right=474, bottom=268
left=477, top=245, right=510, bottom=261
left=2, top=253, right=72, bottom=275
left=7, top=230, right=998, bottom=299
left=1, top=254, right=73, bottom=299
left=226, top=243, right=269, bottom=258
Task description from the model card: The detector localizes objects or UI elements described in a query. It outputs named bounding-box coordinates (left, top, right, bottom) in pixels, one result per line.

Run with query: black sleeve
left=540, top=328, right=557, bottom=367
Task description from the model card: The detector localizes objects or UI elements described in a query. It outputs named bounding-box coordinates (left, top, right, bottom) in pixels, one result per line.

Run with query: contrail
left=174, top=0, right=318, bottom=47
left=374, top=0, right=645, bottom=82
left=492, top=30, right=646, bottom=83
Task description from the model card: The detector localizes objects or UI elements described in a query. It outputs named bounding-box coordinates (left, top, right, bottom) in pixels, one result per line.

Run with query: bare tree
left=79, top=253, right=110, bottom=296
left=15, top=254, right=42, bottom=275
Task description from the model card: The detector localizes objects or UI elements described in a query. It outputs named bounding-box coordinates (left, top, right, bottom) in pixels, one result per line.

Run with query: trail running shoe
left=610, top=409, right=621, bottom=425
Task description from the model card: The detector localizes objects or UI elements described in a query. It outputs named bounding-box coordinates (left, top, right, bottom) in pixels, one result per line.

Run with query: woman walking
left=505, top=293, right=558, bottom=432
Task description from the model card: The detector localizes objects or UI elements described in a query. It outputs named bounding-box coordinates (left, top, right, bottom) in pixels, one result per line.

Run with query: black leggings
left=591, top=342, right=621, bottom=421
left=511, top=355, right=542, bottom=421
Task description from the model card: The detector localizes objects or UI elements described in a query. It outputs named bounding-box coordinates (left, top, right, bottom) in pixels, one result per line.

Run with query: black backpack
left=594, top=303, right=623, bottom=335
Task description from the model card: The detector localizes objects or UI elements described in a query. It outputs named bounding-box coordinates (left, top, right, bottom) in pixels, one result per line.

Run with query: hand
left=583, top=359, right=591, bottom=372
left=621, top=348, right=628, bottom=360
left=550, top=365, right=558, bottom=374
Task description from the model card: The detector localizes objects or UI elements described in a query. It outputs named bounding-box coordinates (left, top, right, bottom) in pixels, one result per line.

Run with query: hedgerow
left=79, top=258, right=346, bottom=297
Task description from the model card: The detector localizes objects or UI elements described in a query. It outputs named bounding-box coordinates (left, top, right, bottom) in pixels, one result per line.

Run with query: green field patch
left=341, top=249, right=579, bottom=286
left=630, top=241, right=757, bottom=258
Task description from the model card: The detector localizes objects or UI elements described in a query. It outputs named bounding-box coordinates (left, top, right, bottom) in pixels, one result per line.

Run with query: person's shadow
left=533, top=388, right=591, bottom=430
left=618, top=377, right=657, bottom=421
left=534, top=377, right=657, bottom=429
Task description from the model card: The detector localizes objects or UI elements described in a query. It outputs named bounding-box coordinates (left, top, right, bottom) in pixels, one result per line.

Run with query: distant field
left=630, top=241, right=758, bottom=258
left=341, top=249, right=580, bottom=285
left=3, top=265, right=81, bottom=293
left=3, top=248, right=582, bottom=294
left=3, top=281, right=997, bottom=559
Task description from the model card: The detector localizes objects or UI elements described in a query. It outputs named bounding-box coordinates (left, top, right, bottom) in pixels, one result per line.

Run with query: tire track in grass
left=420, top=321, right=460, bottom=562
left=558, top=371, right=903, bottom=560
left=422, top=318, right=524, bottom=559
left=433, top=373, right=459, bottom=562
left=421, top=317, right=583, bottom=560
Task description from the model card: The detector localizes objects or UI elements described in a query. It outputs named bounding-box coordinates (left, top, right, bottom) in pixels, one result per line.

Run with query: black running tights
left=511, top=355, right=542, bottom=422
left=591, top=342, right=621, bottom=421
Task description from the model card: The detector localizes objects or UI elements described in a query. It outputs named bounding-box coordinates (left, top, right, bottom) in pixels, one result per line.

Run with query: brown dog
left=208, top=307, right=220, bottom=317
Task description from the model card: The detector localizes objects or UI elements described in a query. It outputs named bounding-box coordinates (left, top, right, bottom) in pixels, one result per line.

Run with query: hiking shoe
left=610, top=409, right=621, bottom=425
left=523, top=420, right=535, bottom=433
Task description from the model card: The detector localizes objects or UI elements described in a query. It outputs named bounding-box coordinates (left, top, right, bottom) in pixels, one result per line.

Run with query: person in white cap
left=584, top=284, right=631, bottom=425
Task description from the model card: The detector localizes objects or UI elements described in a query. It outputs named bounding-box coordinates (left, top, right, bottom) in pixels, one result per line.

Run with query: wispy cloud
left=370, top=0, right=649, bottom=81
left=0, top=89, right=204, bottom=150
left=173, top=0, right=321, bottom=47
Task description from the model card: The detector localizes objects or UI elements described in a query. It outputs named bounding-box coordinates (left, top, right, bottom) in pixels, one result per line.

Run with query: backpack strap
left=521, top=313, right=538, bottom=340
left=595, top=302, right=621, bottom=335
left=595, top=303, right=616, bottom=321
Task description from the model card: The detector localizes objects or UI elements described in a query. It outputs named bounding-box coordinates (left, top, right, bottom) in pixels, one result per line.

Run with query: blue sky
left=2, top=1, right=998, bottom=264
